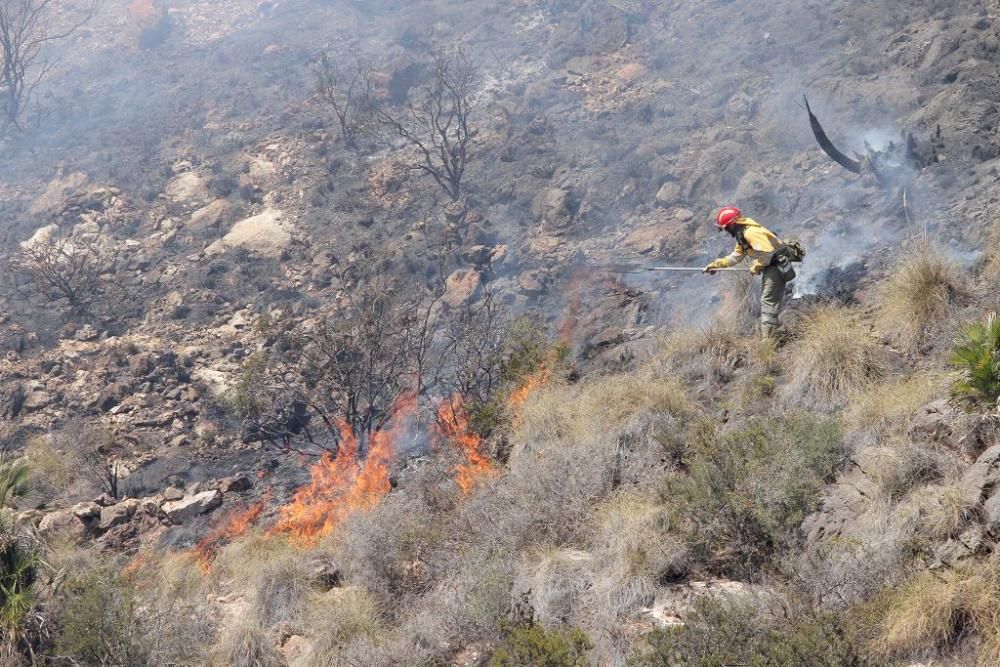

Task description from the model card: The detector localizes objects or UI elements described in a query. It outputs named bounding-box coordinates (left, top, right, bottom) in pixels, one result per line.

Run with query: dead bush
left=878, top=251, right=970, bottom=352
left=782, top=305, right=887, bottom=409
left=502, top=373, right=691, bottom=547
left=856, top=440, right=959, bottom=501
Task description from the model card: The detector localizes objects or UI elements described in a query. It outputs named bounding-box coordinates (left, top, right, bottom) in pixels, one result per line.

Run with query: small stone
left=162, top=486, right=184, bottom=501
left=219, top=475, right=253, bottom=494
left=74, top=324, right=99, bottom=341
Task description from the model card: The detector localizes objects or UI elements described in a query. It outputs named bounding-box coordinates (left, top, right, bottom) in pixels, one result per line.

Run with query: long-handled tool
left=602, top=263, right=750, bottom=273
left=644, top=266, right=750, bottom=272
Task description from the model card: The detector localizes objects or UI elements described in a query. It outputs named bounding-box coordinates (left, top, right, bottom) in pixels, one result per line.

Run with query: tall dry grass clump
left=783, top=305, right=887, bottom=409
left=878, top=251, right=970, bottom=351
left=873, top=563, right=1000, bottom=665
left=844, top=375, right=941, bottom=447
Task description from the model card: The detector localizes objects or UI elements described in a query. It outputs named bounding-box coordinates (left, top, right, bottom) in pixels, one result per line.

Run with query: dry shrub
left=142, top=552, right=217, bottom=664
left=210, top=617, right=284, bottom=667
left=503, top=373, right=690, bottom=546
left=783, top=305, right=887, bottom=409
left=844, top=375, right=942, bottom=447
left=213, top=532, right=313, bottom=627
left=515, top=549, right=594, bottom=628
left=873, top=563, right=1000, bottom=665
left=878, top=251, right=970, bottom=352
left=653, top=322, right=746, bottom=386
left=797, top=497, right=916, bottom=608
left=591, top=494, right=688, bottom=587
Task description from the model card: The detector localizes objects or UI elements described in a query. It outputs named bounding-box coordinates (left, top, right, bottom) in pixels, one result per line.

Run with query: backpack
left=784, top=240, right=806, bottom=263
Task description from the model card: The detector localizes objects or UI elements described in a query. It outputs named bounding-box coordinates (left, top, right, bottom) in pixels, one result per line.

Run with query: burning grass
left=435, top=397, right=497, bottom=495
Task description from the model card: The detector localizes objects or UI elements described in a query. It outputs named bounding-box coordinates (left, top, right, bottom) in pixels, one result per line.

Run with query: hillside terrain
left=0, top=0, right=998, bottom=664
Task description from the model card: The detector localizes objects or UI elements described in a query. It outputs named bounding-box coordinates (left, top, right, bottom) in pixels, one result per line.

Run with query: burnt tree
left=378, top=48, right=477, bottom=201
left=312, top=52, right=376, bottom=151
left=10, top=234, right=126, bottom=318
left=0, top=0, right=99, bottom=131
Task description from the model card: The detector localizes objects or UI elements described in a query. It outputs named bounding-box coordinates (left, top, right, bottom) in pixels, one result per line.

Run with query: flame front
left=272, top=397, right=414, bottom=543
left=194, top=499, right=266, bottom=571
left=435, top=398, right=496, bottom=495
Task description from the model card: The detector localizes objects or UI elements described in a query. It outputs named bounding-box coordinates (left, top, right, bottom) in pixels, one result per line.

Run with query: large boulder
left=532, top=188, right=574, bottom=230
left=99, top=503, right=134, bottom=531
left=162, top=489, right=222, bottom=524
left=207, top=209, right=291, bottom=257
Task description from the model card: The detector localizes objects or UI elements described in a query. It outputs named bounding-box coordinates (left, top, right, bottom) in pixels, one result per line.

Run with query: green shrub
left=53, top=566, right=149, bottom=666
left=665, top=414, right=846, bottom=578
left=490, top=622, right=592, bottom=667
left=632, top=597, right=866, bottom=667
left=950, top=313, right=1000, bottom=405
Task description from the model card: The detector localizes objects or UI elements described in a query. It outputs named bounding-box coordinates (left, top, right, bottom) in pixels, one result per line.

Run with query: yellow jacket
left=713, top=217, right=784, bottom=273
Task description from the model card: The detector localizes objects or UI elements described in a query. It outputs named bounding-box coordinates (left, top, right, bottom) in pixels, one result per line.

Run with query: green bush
left=950, top=314, right=1000, bottom=405
left=489, top=621, right=592, bottom=667
left=632, top=598, right=867, bottom=667
left=665, top=414, right=846, bottom=578
left=53, top=566, right=149, bottom=666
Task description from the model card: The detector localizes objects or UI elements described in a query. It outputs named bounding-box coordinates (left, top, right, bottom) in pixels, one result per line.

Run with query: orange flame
left=194, top=498, right=267, bottom=572
left=509, top=366, right=552, bottom=413
left=271, top=395, right=416, bottom=543
left=434, top=397, right=496, bottom=495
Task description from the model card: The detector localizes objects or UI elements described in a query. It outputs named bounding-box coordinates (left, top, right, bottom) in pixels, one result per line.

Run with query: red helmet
left=716, top=206, right=742, bottom=229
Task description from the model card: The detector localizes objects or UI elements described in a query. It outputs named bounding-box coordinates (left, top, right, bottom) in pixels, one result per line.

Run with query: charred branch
left=378, top=48, right=477, bottom=201
left=0, top=0, right=100, bottom=132
left=803, top=95, right=862, bottom=175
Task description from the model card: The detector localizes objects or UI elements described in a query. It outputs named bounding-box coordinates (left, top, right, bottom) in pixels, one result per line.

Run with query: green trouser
left=760, top=265, right=787, bottom=336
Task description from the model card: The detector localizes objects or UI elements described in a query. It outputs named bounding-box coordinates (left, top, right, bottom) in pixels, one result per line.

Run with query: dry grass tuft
left=302, top=588, right=383, bottom=667
left=873, top=564, right=1000, bottom=665
left=783, top=305, right=887, bottom=409
left=653, top=322, right=747, bottom=386
left=844, top=375, right=941, bottom=447
left=210, top=617, right=284, bottom=667
left=878, top=251, right=970, bottom=351
left=902, top=483, right=978, bottom=542
left=214, top=532, right=314, bottom=627
left=856, top=441, right=957, bottom=501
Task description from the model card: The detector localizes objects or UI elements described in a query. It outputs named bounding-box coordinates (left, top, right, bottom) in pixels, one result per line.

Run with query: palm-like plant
left=950, top=313, right=1000, bottom=405
left=0, top=451, right=37, bottom=652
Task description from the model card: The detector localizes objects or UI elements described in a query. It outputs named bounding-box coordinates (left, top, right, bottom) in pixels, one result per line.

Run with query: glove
left=749, top=262, right=765, bottom=276
left=703, top=259, right=726, bottom=275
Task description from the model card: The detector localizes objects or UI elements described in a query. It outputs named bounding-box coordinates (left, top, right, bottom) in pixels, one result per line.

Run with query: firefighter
left=703, top=206, right=796, bottom=339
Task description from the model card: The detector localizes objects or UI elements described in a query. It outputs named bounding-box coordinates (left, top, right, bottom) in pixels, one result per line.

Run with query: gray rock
left=162, top=486, right=184, bottom=501
left=655, top=181, right=682, bottom=207
left=74, top=324, right=99, bottom=341
left=532, top=188, right=573, bottom=229
left=932, top=526, right=986, bottom=569
left=72, top=501, right=101, bottom=520
left=99, top=503, right=133, bottom=531
left=958, top=444, right=1000, bottom=506
left=985, top=493, right=1000, bottom=535
left=22, top=390, right=52, bottom=411
left=162, top=490, right=222, bottom=524
left=219, top=475, right=253, bottom=494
